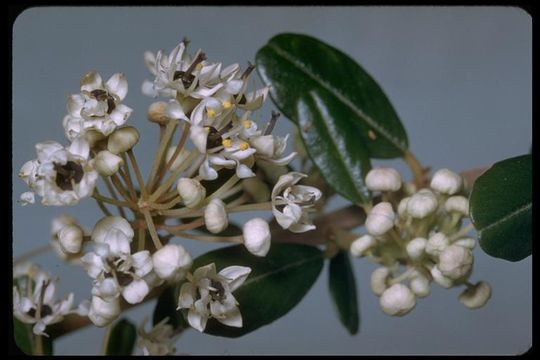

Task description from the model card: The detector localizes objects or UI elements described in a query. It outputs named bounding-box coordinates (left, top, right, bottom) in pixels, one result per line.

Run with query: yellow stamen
left=195, top=63, right=203, bottom=71
left=368, top=130, right=377, bottom=140
left=222, top=100, right=232, bottom=109
left=243, top=120, right=252, bottom=129
left=222, top=139, right=233, bottom=148
left=207, top=109, right=216, bottom=118
left=239, top=142, right=249, bottom=151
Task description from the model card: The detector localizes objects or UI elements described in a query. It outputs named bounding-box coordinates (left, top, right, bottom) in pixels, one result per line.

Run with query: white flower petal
left=219, top=266, right=251, bottom=291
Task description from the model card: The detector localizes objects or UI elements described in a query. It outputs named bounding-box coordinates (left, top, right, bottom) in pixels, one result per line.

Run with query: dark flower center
left=206, top=127, right=223, bottom=150
left=90, top=89, right=116, bottom=114
left=26, top=304, right=53, bottom=318
left=54, top=161, right=84, bottom=191
left=209, top=279, right=226, bottom=302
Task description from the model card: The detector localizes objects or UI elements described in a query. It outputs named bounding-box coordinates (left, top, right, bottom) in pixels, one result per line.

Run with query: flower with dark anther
left=50, top=214, right=86, bottom=259
left=63, top=71, right=132, bottom=141
left=271, top=172, right=322, bottom=233
left=13, top=269, right=86, bottom=336
left=242, top=218, right=271, bottom=257
left=365, top=167, right=402, bottom=192
left=152, top=244, right=193, bottom=281
left=177, top=263, right=251, bottom=332
left=18, top=138, right=98, bottom=206
left=137, top=318, right=178, bottom=355
left=459, top=281, right=492, bottom=309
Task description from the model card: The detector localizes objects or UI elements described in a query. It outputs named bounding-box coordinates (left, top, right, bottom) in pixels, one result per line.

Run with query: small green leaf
left=469, top=154, right=532, bottom=261
left=183, top=243, right=323, bottom=337
left=13, top=318, right=33, bottom=354
left=256, top=33, right=408, bottom=159
left=328, top=251, right=360, bottom=335
left=106, top=318, right=137, bottom=356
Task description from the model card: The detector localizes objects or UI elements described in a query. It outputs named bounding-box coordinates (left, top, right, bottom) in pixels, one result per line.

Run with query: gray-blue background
left=12, top=6, right=531, bottom=355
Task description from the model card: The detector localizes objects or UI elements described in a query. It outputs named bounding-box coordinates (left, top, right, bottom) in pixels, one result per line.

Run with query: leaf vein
left=478, top=202, right=532, bottom=234
left=243, top=254, right=322, bottom=287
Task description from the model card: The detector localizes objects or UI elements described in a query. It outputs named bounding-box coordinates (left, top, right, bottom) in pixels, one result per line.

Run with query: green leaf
left=469, top=154, right=532, bottom=261
left=184, top=243, right=324, bottom=337
left=256, top=33, right=408, bottom=159
left=106, top=318, right=137, bottom=356
left=153, top=286, right=187, bottom=330
left=13, top=318, right=33, bottom=355
left=328, top=251, right=360, bottom=335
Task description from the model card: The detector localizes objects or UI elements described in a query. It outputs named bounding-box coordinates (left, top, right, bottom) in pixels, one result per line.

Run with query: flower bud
left=84, top=130, right=106, bottom=147
left=58, top=224, right=84, bottom=254
left=445, top=195, right=469, bottom=216
left=371, top=267, right=391, bottom=296
left=350, top=234, right=376, bottom=257
left=204, top=198, right=228, bottom=234
left=430, top=168, right=462, bottom=195
left=453, top=237, right=476, bottom=249
left=94, top=150, right=123, bottom=176
left=365, top=167, right=402, bottom=192
left=425, top=232, right=449, bottom=258
left=397, top=197, right=410, bottom=218
left=242, top=177, right=270, bottom=203
left=243, top=218, right=271, bottom=257
left=107, top=126, right=140, bottom=154
left=379, top=284, right=416, bottom=316
left=403, top=182, right=417, bottom=196
left=365, top=202, right=395, bottom=236
left=177, top=178, right=206, bottom=208
left=459, top=281, right=491, bottom=309
left=19, top=191, right=35, bottom=206
left=166, top=147, right=190, bottom=171
left=407, top=189, right=438, bottom=219
left=438, top=245, right=473, bottom=280
left=92, top=216, right=134, bottom=244
left=430, top=265, right=453, bottom=288
left=406, top=237, right=427, bottom=260
left=409, top=269, right=431, bottom=298
left=88, top=296, right=120, bottom=327
left=148, top=101, right=170, bottom=124
left=123, top=279, right=150, bottom=304
left=152, top=244, right=193, bottom=281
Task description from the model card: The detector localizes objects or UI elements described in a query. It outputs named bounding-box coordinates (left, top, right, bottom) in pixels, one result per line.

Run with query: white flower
left=370, top=267, right=391, bottom=296
left=430, top=168, right=463, bottom=195
left=350, top=234, right=376, bottom=257
left=88, top=295, right=121, bottom=327
left=13, top=271, right=76, bottom=336
left=459, top=281, right=492, bottom=309
left=94, top=150, right=124, bottom=176
left=425, top=232, right=449, bottom=258
left=365, top=167, right=402, bottom=192
left=19, top=191, right=35, bottom=206
left=365, top=202, right=395, bottom=236
left=18, top=138, right=98, bottom=206
left=242, top=218, right=271, bottom=257
left=152, top=244, right=192, bottom=281
left=407, top=189, right=438, bottom=219
left=271, top=172, right=322, bottom=233
left=406, top=237, right=427, bottom=260
left=438, top=245, right=473, bottom=280
left=177, top=263, right=251, bottom=332
left=444, top=195, right=469, bottom=216
left=249, top=133, right=297, bottom=166
left=177, top=178, right=206, bottom=208
left=204, top=198, right=229, bottom=234
left=107, top=126, right=140, bottom=154
left=137, top=318, right=178, bottom=356
left=379, top=284, right=416, bottom=316
left=63, top=71, right=132, bottom=141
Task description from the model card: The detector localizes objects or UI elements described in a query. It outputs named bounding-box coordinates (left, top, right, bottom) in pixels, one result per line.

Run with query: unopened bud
left=350, top=234, right=376, bottom=257
left=438, top=245, right=473, bottom=280
left=425, top=232, right=449, bottom=258
left=107, top=126, right=140, bottom=154
left=58, top=224, right=84, bottom=254
left=177, top=178, right=206, bottom=208
left=243, top=218, right=271, bottom=257
left=430, top=168, right=462, bottom=195
left=365, top=202, right=395, bottom=236
left=397, top=197, right=410, bottom=218
left=430, top=265, right=454, bottom=288
left=459, top=281, right=491, bottom=309
left=406, top=237, right=427, bottom=260
left=408, top=269, right=431, bottom=298
left=407, top=189, right=438, bottom=219
left=379, top=284, right=416, bottom=316
left=371, top=267, right=391, bottom=296
left=88, top=296, right=120, bottom=327
left=365, top=167, right=402, bottom=192
left=94, top=150, right=123, bottom=176
left=204, top=198, right=228, bottom=234
left=444, top=195, right=469, bottom=216
left=148, top=101, right=170, bottom=124
left=152, top=244, right=193, bottom=281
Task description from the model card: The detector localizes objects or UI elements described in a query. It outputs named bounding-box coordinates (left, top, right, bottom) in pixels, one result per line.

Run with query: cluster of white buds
left=350, top=167, right=491, bottom=316
left=13, top=263, right=89, bottom=336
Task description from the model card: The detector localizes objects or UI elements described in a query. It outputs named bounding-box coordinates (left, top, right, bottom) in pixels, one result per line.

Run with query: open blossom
left=18, top=138, right=98, bottom=206
left=272, top=172, right=322, bottom=233
left=13, top=268, right=87, bottom=336
left=137, top=318, right=178, bottom=356
left=178, top=263, right=251, bottom=332
left=63, top=71, right=133, bottom=141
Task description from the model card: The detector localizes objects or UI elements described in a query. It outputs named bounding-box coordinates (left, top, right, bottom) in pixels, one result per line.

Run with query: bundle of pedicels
left=15, top=38, right=322, bottom=354
left=349, top=167, right=491, bottom=316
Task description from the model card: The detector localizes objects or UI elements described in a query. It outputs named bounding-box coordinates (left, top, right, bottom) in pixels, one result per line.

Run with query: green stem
left=227, top=202, right=272, bottom=213
left=206, top=175, right=239, bottom=202
left=147, top=120, right=179, bottom=193
left=127, top=149, right=147, bottom=199
left=141, top=209, right=163, bottom=250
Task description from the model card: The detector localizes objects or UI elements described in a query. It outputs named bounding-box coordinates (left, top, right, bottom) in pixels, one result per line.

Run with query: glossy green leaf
left=153, top=286, right=188, bottom=330
left=13, top=318, right=33, bottom=354
left=469, top=154, right=532, bottom=261
left=328, top=251, right=360, bottom=335
left=256, top=33, right=408, bottom=159
left=106, top=318, right=137, bottom=356
left=183, top=243, right=323, bottom=337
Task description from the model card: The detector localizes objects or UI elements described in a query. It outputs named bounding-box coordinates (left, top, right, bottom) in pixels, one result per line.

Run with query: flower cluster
left=350, top=168, right=491, bottom=316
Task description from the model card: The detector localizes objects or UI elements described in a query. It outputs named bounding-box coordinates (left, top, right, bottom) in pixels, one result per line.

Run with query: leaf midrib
left=243, top=254, right=322, bottom=287
left=266, top=42, right=407, bottom=153
left=478, top=202, right=532, bottom=234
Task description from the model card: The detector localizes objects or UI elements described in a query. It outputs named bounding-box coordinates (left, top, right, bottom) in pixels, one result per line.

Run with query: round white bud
left=438, top=245, right=473, bottom=280
left=92, top=216, right=134, bottom=244
left=177, top=178, right=206, bottom=209
left=407, top=189, right=438, bottom=219
left=107, top=126, right=140, bottom=154
left=350, top=234, right=376, bottom=257
left=379, top=284, right=416, bottom=316
left=425, top=232, right=449, bottom=258
left=453, top=237, right=476, bottom=249
left=94, top=150, right=124, bottom=176
left=242, top=177, right=271, bottom=203
left=445, top=195, right=469, bottom=216
left=148, top=101, right=170, bottom=123
left=204, top=198, right=228, bottom=234
left=430, top=265, right=454, bottom=288
left=408, top=269, right=431, bottom=298
left=459, top=281, right=492, bottom=309
left=397, top=197, right=410, bottom=218
left=370, top=267, right=391, bottom=296
left=165, top=147, right=190, bottom=171
left=122, top=279, right=150, bottom=304
left=365, top=202, right=395, bottom=236
left=365, top=167, right=402, bottom=192
left=430, top=168, right=462, bottom=195
left=152, top=244, right=193, bottom=281
left=243, top=218, right=271, bottom=257
left=88, top=296, right=120, bottom=327
left=406, top=237, right=427, bottom=260
left=57, top=224, right=84, bottom=254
